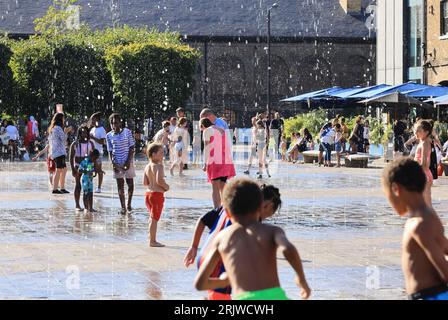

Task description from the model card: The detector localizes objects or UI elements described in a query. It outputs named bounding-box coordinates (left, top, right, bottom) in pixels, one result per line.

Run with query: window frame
left=441, top=0, right=448, bottom=36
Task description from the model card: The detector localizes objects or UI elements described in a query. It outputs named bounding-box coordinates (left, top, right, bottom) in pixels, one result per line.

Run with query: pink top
left=74, top=141, right=94, bottom=166
left=415, top=144, right=433, bottom=183
left=204, top=126, right=236, bottom=182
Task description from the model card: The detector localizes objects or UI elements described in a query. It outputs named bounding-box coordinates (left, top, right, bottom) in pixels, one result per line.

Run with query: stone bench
left=302, top=150, right=338, bottom=164
left=345, top=154, right=370, bottom=168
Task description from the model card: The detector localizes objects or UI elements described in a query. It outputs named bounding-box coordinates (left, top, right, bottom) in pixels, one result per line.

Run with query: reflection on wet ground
left=0, top=266, right=405, bottom=300
left=0, top=160, right=447, bottom=299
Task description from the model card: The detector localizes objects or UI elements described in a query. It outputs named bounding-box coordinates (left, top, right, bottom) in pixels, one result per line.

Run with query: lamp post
left=267, top=3, right=278, bottom=121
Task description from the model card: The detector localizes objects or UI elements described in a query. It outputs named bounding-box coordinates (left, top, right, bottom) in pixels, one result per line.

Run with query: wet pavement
left=1, top=155, right=448, bottom=300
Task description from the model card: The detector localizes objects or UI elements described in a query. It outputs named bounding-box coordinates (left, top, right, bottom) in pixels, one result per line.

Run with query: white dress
left=171, top=127, right=189, bottom=164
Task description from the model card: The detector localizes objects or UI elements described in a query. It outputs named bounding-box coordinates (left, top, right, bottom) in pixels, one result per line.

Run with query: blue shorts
left=423, top=291, right=448, bottom=300
left=82, top=175, right=94, bottom=194
left=409, top=284, right=448, bottom=300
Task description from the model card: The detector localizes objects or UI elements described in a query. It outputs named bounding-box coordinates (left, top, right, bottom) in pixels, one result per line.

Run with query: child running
left=184, top=184, right=282, bottom=300
left=194, top=178, right=310, bottom=300
left=144, top=143, right=170, bottom=247
left=78, top=149, right=100, bottom=213
left=382, top=157, right=448, bottom=300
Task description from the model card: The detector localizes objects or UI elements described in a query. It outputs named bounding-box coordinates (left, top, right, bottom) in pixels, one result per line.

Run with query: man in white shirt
left=89, top=112, right=107, bottom=193
left=5, top=121, right=20, bottom=161
left=320, top=125, right=336, bottom=167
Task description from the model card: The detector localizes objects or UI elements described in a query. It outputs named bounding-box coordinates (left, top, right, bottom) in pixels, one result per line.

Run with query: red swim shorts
left=47, top=157, right=56, bottom=173
left=145, top=192, right=165, bottom=221
left=208, top=291, right=231, bottom=300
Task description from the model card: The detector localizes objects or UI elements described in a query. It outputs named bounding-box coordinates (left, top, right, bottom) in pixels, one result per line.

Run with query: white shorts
left=113, top=161, right=136, bottom=180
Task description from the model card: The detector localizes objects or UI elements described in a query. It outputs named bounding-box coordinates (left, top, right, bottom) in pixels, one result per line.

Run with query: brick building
left=1, top=0, right=376, bottom=126
left=377, top=0, right=448, bottom=87
left=426, top=0, right=448, bottom=86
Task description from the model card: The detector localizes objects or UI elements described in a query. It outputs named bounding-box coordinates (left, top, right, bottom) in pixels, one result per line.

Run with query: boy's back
left=216, top=222, right=280, bottom=295
left=144, top=162, right=166, bottom=193
left=402, top=207, right=448, bottom=295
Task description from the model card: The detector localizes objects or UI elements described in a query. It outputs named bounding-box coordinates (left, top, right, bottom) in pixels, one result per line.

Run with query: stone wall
left=186, top=39, right=376, bottom=126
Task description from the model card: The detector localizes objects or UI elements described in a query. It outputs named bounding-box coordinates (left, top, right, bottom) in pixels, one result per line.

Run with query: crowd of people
left=284, top=115, right=371, bottom=167
left=2, top=108, right=448, bottom=301
left=0, top=117, right=41, bottom=161
left=150, top=112, right=447, bottom=301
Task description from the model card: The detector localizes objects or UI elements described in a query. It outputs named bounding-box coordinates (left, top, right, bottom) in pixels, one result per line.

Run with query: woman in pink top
left=414, top=120, right=433, bottom=207
left=200, top=118, right=236, bottom=208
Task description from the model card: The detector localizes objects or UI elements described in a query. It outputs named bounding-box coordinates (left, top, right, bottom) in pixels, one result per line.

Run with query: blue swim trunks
left=423, top=291, right=448, bottom=300
left=409, top=284, right=448, bottom=300
left=82, top=174, right=94, bottom=194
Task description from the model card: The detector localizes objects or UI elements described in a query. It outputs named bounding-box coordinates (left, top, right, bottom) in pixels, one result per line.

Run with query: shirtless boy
left=382, top=157, right=448, bottom=300
left=194, top=177, right=310, bottom=300
left=143, top=143, right=170, bottom=247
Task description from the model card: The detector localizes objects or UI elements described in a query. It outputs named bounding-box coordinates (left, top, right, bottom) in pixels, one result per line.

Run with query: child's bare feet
left=76, top=207, right=84, bottom=212
left=149, top=241, right=165, bottom=247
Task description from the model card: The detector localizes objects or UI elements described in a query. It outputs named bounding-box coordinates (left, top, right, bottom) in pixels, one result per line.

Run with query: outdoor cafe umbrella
left=280, top=86, right=342, bottom=110
left=425, top=94, right=448, bottom=105
left=406, top=86, right=448, bottom=99
left=280, top=87, right=341, bottom=102
left=329, top=84, right=390, bottom=99
left=349, top=82, right=430, bottom=99
left=358, top=91, right=432, bottom=120
left=358, top=91, right=432, bottom=108
left=425, top=94, right=448, bottom=120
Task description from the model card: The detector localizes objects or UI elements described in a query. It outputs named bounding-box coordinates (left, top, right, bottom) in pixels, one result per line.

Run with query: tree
left=0, top=37, right=14, bottom=114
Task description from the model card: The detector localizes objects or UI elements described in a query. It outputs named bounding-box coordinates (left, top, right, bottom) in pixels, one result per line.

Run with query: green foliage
left=434, top=121, right=448, bottom=142
left=9, top=35, right=111, bottom=117
left=284, top=112, right=392, bottom=145
left=91, top=25, right=181, bottom=49
left=283, top=109, right=328, bottom=138
left=105, top=40, right=200, bottom=119
left=366, top=116, right=390, bottom=145
left=9, top=12, right=200, bottom=119
left=0, top=36, right=14, bottom=114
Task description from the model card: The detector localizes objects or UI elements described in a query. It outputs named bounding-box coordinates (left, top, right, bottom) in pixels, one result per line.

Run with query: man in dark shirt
left=393, top=119, right=407, bottom=155
left=269, top=112, right=283, bottom=159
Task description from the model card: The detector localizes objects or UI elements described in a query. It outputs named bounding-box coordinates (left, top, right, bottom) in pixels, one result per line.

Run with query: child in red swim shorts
left=143, top=143, right=170, bottom=247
